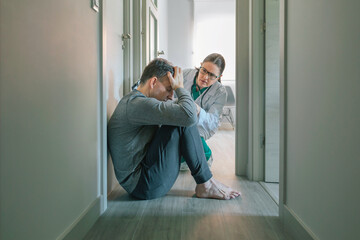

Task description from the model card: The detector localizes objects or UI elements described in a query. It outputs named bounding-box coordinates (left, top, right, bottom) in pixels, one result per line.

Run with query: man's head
left=138, top=58, right=175, bottom=101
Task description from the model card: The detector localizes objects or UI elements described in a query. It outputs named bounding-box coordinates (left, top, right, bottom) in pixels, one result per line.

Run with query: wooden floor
left=84, top=128, right=291, bottom=240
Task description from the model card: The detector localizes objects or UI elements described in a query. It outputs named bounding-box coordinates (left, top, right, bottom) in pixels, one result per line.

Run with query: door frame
left=133, top=0, right=143, bottom=82
left=98, top=0, right=107, bottom=214
left=99, top=0, right=286, bottom=218
left=98, top=0, right=136, bottom=214
left=235, top=0, right=250, bottom=177
left=279, top=0, right=287, bottom=220
left=142, top=0, right=159, bottom=66
left=236, top=0, right=265, bottom=181
left=123, top=0, right=133, bottom=95
left=235, top=0, right=286, bottom=219
left=264, top=0, right=280, bottom=183
left=250, top=0, right=265, bottom=182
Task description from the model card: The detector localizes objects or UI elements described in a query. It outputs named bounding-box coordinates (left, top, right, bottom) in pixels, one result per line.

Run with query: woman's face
left=196, top=62, right=221, bottom=89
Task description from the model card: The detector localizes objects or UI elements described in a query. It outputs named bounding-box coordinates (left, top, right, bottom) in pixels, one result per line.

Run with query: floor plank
left=83, top=129, right=291, bottom=240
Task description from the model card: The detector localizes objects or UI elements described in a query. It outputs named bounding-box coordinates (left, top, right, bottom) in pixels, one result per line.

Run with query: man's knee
left=182, top=124, right=201, bottom=136
left=156, top=125, right=182, bottom=139
left=159, top=124, right=198, bottom=137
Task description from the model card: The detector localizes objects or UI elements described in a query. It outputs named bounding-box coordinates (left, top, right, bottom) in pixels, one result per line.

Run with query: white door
left=103, top=0, right=127, bottom=200
left=104, top=0, right=124, bottom=109
left=123, top=0, right=132, bottom=95
left=265, top=0, right=280, bottom=182
left=142, top=0, right=159, bottom=66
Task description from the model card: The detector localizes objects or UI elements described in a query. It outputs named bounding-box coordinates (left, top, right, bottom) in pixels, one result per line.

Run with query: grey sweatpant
left=131, top=125, right=212, bottom=200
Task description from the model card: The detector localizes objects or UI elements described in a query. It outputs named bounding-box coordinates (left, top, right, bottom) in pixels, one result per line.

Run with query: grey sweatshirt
left=107, top=87, right=197, bottom=193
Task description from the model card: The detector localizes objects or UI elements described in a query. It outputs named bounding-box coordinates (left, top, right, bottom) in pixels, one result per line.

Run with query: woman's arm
left=197, top=88, right=227, bottom=140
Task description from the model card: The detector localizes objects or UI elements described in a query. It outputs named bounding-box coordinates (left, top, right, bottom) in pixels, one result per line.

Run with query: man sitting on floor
left=107, top=58, right=240, bottom=200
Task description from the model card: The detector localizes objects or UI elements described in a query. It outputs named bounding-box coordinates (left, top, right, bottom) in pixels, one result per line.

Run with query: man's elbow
left=190, top=113, right=198, bottom=126
left=179, top=104, right=198, bottom=126
left=182, top=111, right=198, bottom=127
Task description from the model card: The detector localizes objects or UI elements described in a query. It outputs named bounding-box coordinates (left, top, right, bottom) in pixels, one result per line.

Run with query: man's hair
left=139, top=58, right=174, bottom=84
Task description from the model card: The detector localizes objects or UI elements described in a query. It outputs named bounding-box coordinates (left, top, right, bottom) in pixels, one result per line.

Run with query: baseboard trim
left=283, top=205, right=319, bottom=240
left=57, top=196, right=101, bottom=240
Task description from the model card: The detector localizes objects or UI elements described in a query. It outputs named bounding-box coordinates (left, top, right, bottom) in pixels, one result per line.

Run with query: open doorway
left=164, top=0, right=237, bottom=174
left=89, top=2, right=288, bottom=238
left=100, top=0, right=281, bottom=213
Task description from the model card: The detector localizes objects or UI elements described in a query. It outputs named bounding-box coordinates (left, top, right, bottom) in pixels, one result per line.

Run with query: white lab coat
left=183, top=69, right=227, bottom=140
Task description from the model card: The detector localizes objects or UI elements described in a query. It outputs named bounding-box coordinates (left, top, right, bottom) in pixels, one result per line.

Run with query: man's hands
left=167, top=66, right=184, bottom=90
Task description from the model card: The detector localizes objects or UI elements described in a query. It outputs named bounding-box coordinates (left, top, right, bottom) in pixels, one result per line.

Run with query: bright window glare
left=193, top=1, right=236, bottom=81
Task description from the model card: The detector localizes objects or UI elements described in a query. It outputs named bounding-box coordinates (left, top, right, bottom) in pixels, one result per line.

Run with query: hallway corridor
left=84, top=130, right=290, bottom=240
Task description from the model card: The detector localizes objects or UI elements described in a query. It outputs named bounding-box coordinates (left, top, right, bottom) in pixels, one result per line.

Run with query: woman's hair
left=202, top=53, right=226, bottom=82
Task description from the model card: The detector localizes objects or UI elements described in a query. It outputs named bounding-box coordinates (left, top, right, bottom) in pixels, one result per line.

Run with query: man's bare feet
left=195, top=178, right=241, bottom=200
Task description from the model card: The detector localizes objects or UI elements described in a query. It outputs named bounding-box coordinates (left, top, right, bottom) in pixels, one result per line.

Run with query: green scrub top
left=181, top=79, right=212, bottom=163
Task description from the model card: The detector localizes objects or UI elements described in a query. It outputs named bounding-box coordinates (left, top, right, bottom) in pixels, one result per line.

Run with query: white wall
left=167, top=0, right=194, bottom=68
left=0, top=0, right=100, bottom=239
left=166, top=0, right=236, bottom=75
left=285, top=0, right=360, bottom=239
left=193, top=0, right=235, bottom=80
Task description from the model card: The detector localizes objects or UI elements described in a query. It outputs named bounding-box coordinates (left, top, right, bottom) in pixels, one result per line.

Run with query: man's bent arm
left=126, top=88, right=197, bottom=127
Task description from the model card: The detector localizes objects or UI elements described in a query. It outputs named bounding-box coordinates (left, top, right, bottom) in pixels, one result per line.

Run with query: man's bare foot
left=195, top=178, right=241, bottom=200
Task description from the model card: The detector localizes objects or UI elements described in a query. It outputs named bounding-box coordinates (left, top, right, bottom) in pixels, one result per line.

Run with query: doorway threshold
left=260, top=181, right=279, bottom=205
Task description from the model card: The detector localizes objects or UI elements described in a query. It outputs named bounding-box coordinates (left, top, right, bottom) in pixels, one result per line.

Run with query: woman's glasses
left=199, top=67, right=219, bottom=81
